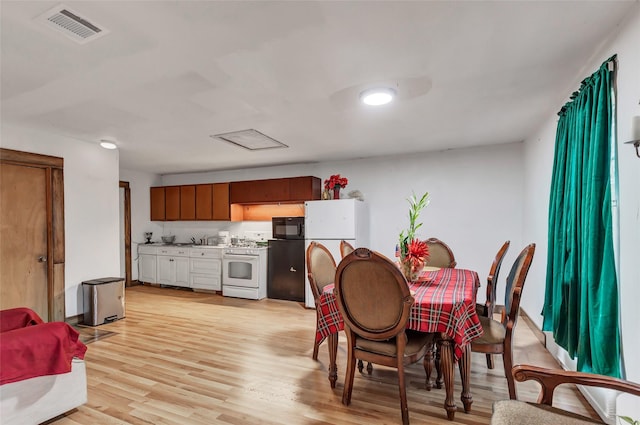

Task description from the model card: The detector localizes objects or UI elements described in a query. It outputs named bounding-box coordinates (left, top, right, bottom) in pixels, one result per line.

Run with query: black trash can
left=82, top=277, right=125, bottom=326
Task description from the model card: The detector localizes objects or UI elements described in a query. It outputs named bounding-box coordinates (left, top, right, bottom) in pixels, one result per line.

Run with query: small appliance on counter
left=218, top=231, right=230, bottom=246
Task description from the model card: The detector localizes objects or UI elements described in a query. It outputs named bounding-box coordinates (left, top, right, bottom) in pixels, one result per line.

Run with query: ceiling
left=1, top=1, right=635, bottom=175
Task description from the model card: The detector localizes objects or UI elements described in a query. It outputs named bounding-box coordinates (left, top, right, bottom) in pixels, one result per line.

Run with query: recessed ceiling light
left=100, top=141, right=117, bottom=150
left=360, top=88, right=396, bottom=106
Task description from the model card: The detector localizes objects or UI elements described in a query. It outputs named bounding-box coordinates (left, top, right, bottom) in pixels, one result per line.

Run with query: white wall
left=1, top=125, right=121, bottom=317
left=522, top=4, right=640, bottom=421
left=119, top=169, right=163, bottom=281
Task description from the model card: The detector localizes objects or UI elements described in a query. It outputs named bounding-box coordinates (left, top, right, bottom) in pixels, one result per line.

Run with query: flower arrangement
left=398, top=191, right=430, bottom=281
left=324, top=174, right=348, bottom=190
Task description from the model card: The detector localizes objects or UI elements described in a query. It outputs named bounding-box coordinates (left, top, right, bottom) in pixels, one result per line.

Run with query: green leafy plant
left=398, top=191, right=430, bottom=260
left=619, top=416, right=640, bottom=425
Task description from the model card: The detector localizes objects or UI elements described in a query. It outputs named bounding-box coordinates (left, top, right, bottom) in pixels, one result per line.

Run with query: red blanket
left=0, top=307, right=44, bottom=332
left=0, top=311, right=87, bottom=385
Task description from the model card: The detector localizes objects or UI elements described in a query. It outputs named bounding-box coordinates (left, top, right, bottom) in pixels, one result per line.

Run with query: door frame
left=119, top=181, right=133, bottom=286
left=0, top=148, right=65, bottom=321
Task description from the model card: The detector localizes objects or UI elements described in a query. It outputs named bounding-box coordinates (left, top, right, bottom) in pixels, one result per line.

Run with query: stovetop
left=224, top=246, right=268, bottom=255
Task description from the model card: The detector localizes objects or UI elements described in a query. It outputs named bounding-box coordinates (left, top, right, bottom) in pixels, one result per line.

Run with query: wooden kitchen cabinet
left=289, top=176, right=321, bottom=201
left=230, top=179, right=288, bottom=203
left=180, top=185, right=196, bottom=220
left=229, top=176, right=319, bottom=204
left=195, top=184, right=213, bottom=220
left=165, top=186, right=180, bottom=220
left=212, top=183, right=230, bottom=220
left=150, top=187, right=165, bottom=221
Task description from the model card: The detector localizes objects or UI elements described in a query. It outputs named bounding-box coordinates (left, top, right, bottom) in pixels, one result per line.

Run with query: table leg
left=438, top=335, right=457, bottom=420
left=458, top=343, right=472, bottom=413
left=328, top=333, right=338, bottom=389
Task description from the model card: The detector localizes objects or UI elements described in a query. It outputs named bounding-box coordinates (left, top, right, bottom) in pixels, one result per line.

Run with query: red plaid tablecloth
left=315, top=268, right=483, bottom=360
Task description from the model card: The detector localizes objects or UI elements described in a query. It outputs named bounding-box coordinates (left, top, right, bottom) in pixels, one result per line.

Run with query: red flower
left=324, top=174, right=348, bottom=190
left=404, top=239, right=430, bottom=268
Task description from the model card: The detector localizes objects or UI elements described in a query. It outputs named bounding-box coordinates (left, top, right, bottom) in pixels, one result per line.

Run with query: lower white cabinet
left=138, top=245, right=222, bottom=291
left=138, top=245, right=157, bottom=284
left=156, top=246, right=190, bottom=287
left=189, top=248, right=222, bottom=291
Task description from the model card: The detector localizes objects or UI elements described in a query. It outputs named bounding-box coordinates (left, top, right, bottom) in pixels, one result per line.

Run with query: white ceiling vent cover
left=36, top=4, right=109, bottom=44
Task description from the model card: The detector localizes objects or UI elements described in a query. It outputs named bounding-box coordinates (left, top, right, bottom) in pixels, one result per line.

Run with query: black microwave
left=272, top=216, right=305, bottom=240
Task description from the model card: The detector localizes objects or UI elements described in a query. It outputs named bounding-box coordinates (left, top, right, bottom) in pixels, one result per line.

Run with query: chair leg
left=357, top=360, right=374, bottom=374
left=503, top=340, right=517, bottom=400
left=313, top=340, right=320, bottom=360
left=342, top=347, right=357, bottom=406
left=486, top=353, right=494, bottom=369
left=397, top=361, right=409, bottom=425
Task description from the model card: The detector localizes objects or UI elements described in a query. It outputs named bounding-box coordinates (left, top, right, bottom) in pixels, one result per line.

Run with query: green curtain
left=542, top=56, right=620, bottom=378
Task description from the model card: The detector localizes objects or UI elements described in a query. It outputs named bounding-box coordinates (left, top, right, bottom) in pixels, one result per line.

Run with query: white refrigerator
left=304, top=199, right=369, bottom=308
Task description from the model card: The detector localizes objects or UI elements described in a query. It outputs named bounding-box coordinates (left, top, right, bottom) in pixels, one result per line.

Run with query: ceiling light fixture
left=100, top=141, right=117, bottom=150
left=360, top=87, right=396, bottom=106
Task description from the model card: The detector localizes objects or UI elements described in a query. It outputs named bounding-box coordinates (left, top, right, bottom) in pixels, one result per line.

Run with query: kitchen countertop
left=145, top=243, right=227, bottom=248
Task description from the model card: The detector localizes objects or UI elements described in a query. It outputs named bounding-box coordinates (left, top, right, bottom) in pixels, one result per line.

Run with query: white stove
left=222, top=246, right=268, bottom=299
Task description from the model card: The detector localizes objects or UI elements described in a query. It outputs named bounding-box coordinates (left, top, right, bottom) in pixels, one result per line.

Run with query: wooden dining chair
left=471, top=243, right=536, bottom=400
left=476, top=240, right=511, bottom=369
left=335, top=248, right=434, bottom=425
left=339, top=239, right=372, bottom=373
left=306, top=241, right=337, bottom=360
left=339, top=240, right=355, bottom=259
left=424, top=238, right=457, bottom=268
left=492, top=364, right=640, bottom=424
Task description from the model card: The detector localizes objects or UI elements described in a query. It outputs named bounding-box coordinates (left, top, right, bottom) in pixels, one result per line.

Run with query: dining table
left=315, top=267, right=483, bottom=420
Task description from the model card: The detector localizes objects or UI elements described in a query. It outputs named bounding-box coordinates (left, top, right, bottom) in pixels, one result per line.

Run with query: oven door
left=222, top=255, right=259, bottom=288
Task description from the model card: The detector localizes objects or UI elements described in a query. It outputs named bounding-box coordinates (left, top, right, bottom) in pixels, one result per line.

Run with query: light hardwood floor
left=54, top=285, right=598, bottom=425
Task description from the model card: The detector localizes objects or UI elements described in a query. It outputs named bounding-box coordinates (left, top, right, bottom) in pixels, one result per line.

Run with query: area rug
left=73, top=325, right=117, bottom=345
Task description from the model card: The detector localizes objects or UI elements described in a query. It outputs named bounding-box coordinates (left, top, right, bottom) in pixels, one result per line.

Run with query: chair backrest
left=335, top=248, right=413, bottom=341
left=484, top=240, right=511, bottom=317
left=424, top=238, right=457, bottom=268
left=502, top=243, right=536, bottom=329
left=305, top=241, right=337, bottom=302
left=340, top=240, right=355, bottom=259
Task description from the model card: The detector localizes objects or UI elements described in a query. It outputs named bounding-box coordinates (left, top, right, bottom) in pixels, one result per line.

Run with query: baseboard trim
left=65, top=313, right=83, bottom=326
left=519, top=308, right=546, bottom=346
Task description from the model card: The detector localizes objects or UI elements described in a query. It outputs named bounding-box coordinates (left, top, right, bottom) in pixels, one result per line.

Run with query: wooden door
left=0, top=163, right=49, bottom=320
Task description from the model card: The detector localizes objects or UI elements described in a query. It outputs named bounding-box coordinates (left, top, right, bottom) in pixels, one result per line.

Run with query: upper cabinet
left=151, top=182, right=231, bottom=222
left=288, top=176, right=321, bottom=202
left=165, top=186, right=180, bottom=220
left=150, top=187, right=165, bottom=221
left=150, top=177, right=318, bottom=221
left=180, top=185, right=196, bottom=220
left=229, top=176, right=320, bottom=204
left=212, top=183, right=230, bottom=220
left=195, top=184, right=213, bottom=220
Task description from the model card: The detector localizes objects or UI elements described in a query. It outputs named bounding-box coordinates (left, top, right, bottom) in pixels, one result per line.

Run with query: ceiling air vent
left=212, top=129, right=289, bottom=151
left=36, top=4, right=109, bottom=44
